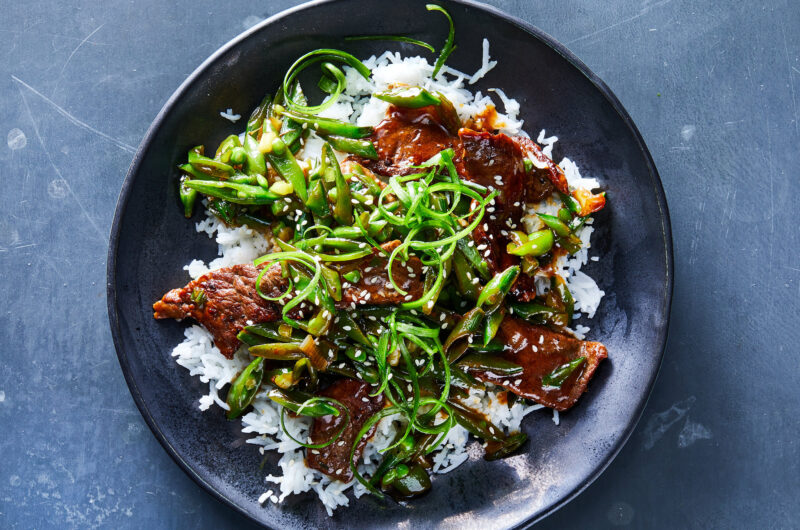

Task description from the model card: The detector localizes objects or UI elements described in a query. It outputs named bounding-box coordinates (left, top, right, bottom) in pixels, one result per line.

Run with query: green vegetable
left=225, top=358, right=265, bottom=420
left=476, top=266, right=520, bottom=310
left=183, top=180, right=279, bottom=205
left=457, top=353, right=523, bottom=375
left=506, top=229, right=554, bottom=257
left=427, top=4, right=456, bottom=77
left=542, top=357, right=586, bottom=388
left=276, top=108, right=373, bottom=139
left=374, top=86, right=441, bottom=108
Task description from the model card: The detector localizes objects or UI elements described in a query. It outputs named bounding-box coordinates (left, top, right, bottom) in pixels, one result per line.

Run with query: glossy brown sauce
left=467, top=317, right=607, bottom=411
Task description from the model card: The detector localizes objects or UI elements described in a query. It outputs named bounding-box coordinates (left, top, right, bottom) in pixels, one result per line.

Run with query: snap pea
left=443, top=307, right=484, bottom=359
left=483, top=306, right=506, bottom=346
left=452, top=249, right=479, bottom=299
left=267, top=388, right=340, bottom=417
left=322, top=143, right=353, bottom=226
left=541, top=357, right=586, bottom=388
left=509, top=302, right=569, bottom=327
left=321, top=135, right=378, bottom=159
left=243, top=134, right=267, bottom=176
left=265, top=136, right=308, bottom=202
left=506, top=229, right=554, bottom=257
left=248, top=342, right=305, bottom=360
left=179, top=180, right=196, bottom=218
left=456, top=353, right=523, bottom=376
left=276, top=108, right=373, bottom=139
left=225, top=357, right=264, bottom=420
left=244, top=322, right=294, bottom=342
left=476, top=266, right=520, bottom=310
left=343, top=269, right=361, bottom=283
left=188, top=146, right=234, bottom=178
left=374, top=86, right=441, bottom=108
left=183, top=180, right=279, bottom=205
left=214, top=135, right=242, bottom=163
left=455, top=239, right=491, bottom=280
left=537, top=213, right=571, bottom=238
left=246, top=94, right=272, bottom=135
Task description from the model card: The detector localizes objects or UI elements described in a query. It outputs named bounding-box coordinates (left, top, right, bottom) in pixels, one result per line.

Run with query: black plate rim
left=106, top=1, right=674, bottom=527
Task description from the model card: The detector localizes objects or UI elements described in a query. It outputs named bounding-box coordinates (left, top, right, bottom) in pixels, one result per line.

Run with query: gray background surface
left=1, top=0, right=797, bottom=528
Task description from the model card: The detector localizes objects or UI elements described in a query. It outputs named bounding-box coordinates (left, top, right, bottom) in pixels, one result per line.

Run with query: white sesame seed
left=484, top=249, right=491, bottom=257
left=539, top=335, right=544, bottom=344
left=514, top=379, right=522, bottom=385
left=483, top=223, right=489, bottom=231
left=440, top=313, right=446, bottom=321
left=343, top=326, right=352, bottom=331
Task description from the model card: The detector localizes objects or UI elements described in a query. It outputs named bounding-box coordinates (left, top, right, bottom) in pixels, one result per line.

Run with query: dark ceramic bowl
left=107, top=0, right=672, bottom=527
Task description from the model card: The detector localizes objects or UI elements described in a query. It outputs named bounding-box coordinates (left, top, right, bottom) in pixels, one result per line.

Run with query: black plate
left=107, top=0, right=672, bottom=527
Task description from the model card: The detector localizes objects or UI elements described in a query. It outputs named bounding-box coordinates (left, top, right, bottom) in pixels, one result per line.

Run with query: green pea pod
left=215, top=134, right=241, bottom=160
left=322, top=143, right=353, bottom=225
left=506, top=229, right=554, bottom=257
left=387, top=464, right=431, bottom=499
left=188, top=146, right=234, bottom=178
left=374, top=86, right=441, bottom=108
left=225, top=357, right=265, bottom=420
left=557, top=234, right=583, bottom=255
left=337, top=312, right=371, bottom=347
left=321, top=134, right=378, bottom=159
left=551, top=276, right=575, bottom=319
left=457, top=353, right=523, bottom=376
left=183, top=180, right=279, bottom=205
left=327, top=362, right=380, bottom=385
left=537, top=213, right=572, bottom=237
left=276, top=108, right=373, bottom=139
left=265, top=136, right=308, bottom=202
left=244, top=322, right=294, bottom=342
left=319, top=262, right=342, bottom=302
left=305, top=178, right=330, bottom=217
left=455, top=239, right=491, bottom=280
left=229, top=146, right=248, bottom=166
left=443, top=307, right=485, bottom=358
left=485, top=432, right=528, bottom=461
left=476, top=266, right=520, bottom=309
left=179, top=162, right=216, bottom=181
left=247, top=94, right=272, bottom=135
left=448, top=399, right=504, bottom=442
left=267, top=388, right=340, bottom=417
left=542, top=357, right=586, bottom=388
left=483, top=306, right=506, bottom=346
left=179, top=180, right=197, bottom=218
left=348, top=163, right=383, bottom=196
left=280, top=83, right=308, bottom=149
left=248, top=342, right=304, bottom=360
left=452, top=250, right=479, bottom=299
left=237, top=330, right=269, bottom=347
left=557, top=207, right=573, bottom=223
left=342, top=269, right=361, bottom=283
left=243, top=134, right=267, bottom=176
left=559, top=191, right=582, bottom=215
left=509, top=302, right=569, bottom=327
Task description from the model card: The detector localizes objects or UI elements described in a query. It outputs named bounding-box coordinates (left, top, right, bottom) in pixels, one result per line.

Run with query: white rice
left=172, top=44, right=605, bottom=514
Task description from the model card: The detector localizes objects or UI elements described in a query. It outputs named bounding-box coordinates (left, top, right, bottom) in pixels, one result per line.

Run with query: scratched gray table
left=1, top=0, right=798, bottom=528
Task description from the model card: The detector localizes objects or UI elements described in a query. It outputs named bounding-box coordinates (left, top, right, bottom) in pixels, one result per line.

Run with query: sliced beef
left=154, top=243, right=425, bottom=358
left=359, top=105, right=458, bottom=176
left=153, top=264, right=285, bottom=358
left=306, top=379, right=385, bottom=482
left=339, top=240, right=424, bottom=306
left=465, top=316, right=607, bottom=411
left=512, top=136, right=569, bottom=197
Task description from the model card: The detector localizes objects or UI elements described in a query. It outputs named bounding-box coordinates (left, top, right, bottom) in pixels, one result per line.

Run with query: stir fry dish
left=153, top=5, right=608, bottom=509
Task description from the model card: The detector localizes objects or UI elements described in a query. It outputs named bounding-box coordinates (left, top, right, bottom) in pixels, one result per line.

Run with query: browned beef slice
left=512, top=135, right=569, bottom=198
left=465, top=316, right=607, bottom=411
left=153, top=243, right=425, bottom=358
left=306, top=379, right=385, bottom=482
left=358, top=105, right=458, bottom=176
left=339, top=240, right=424, bottom=306
left=153, top=264, right=284, bottom=358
